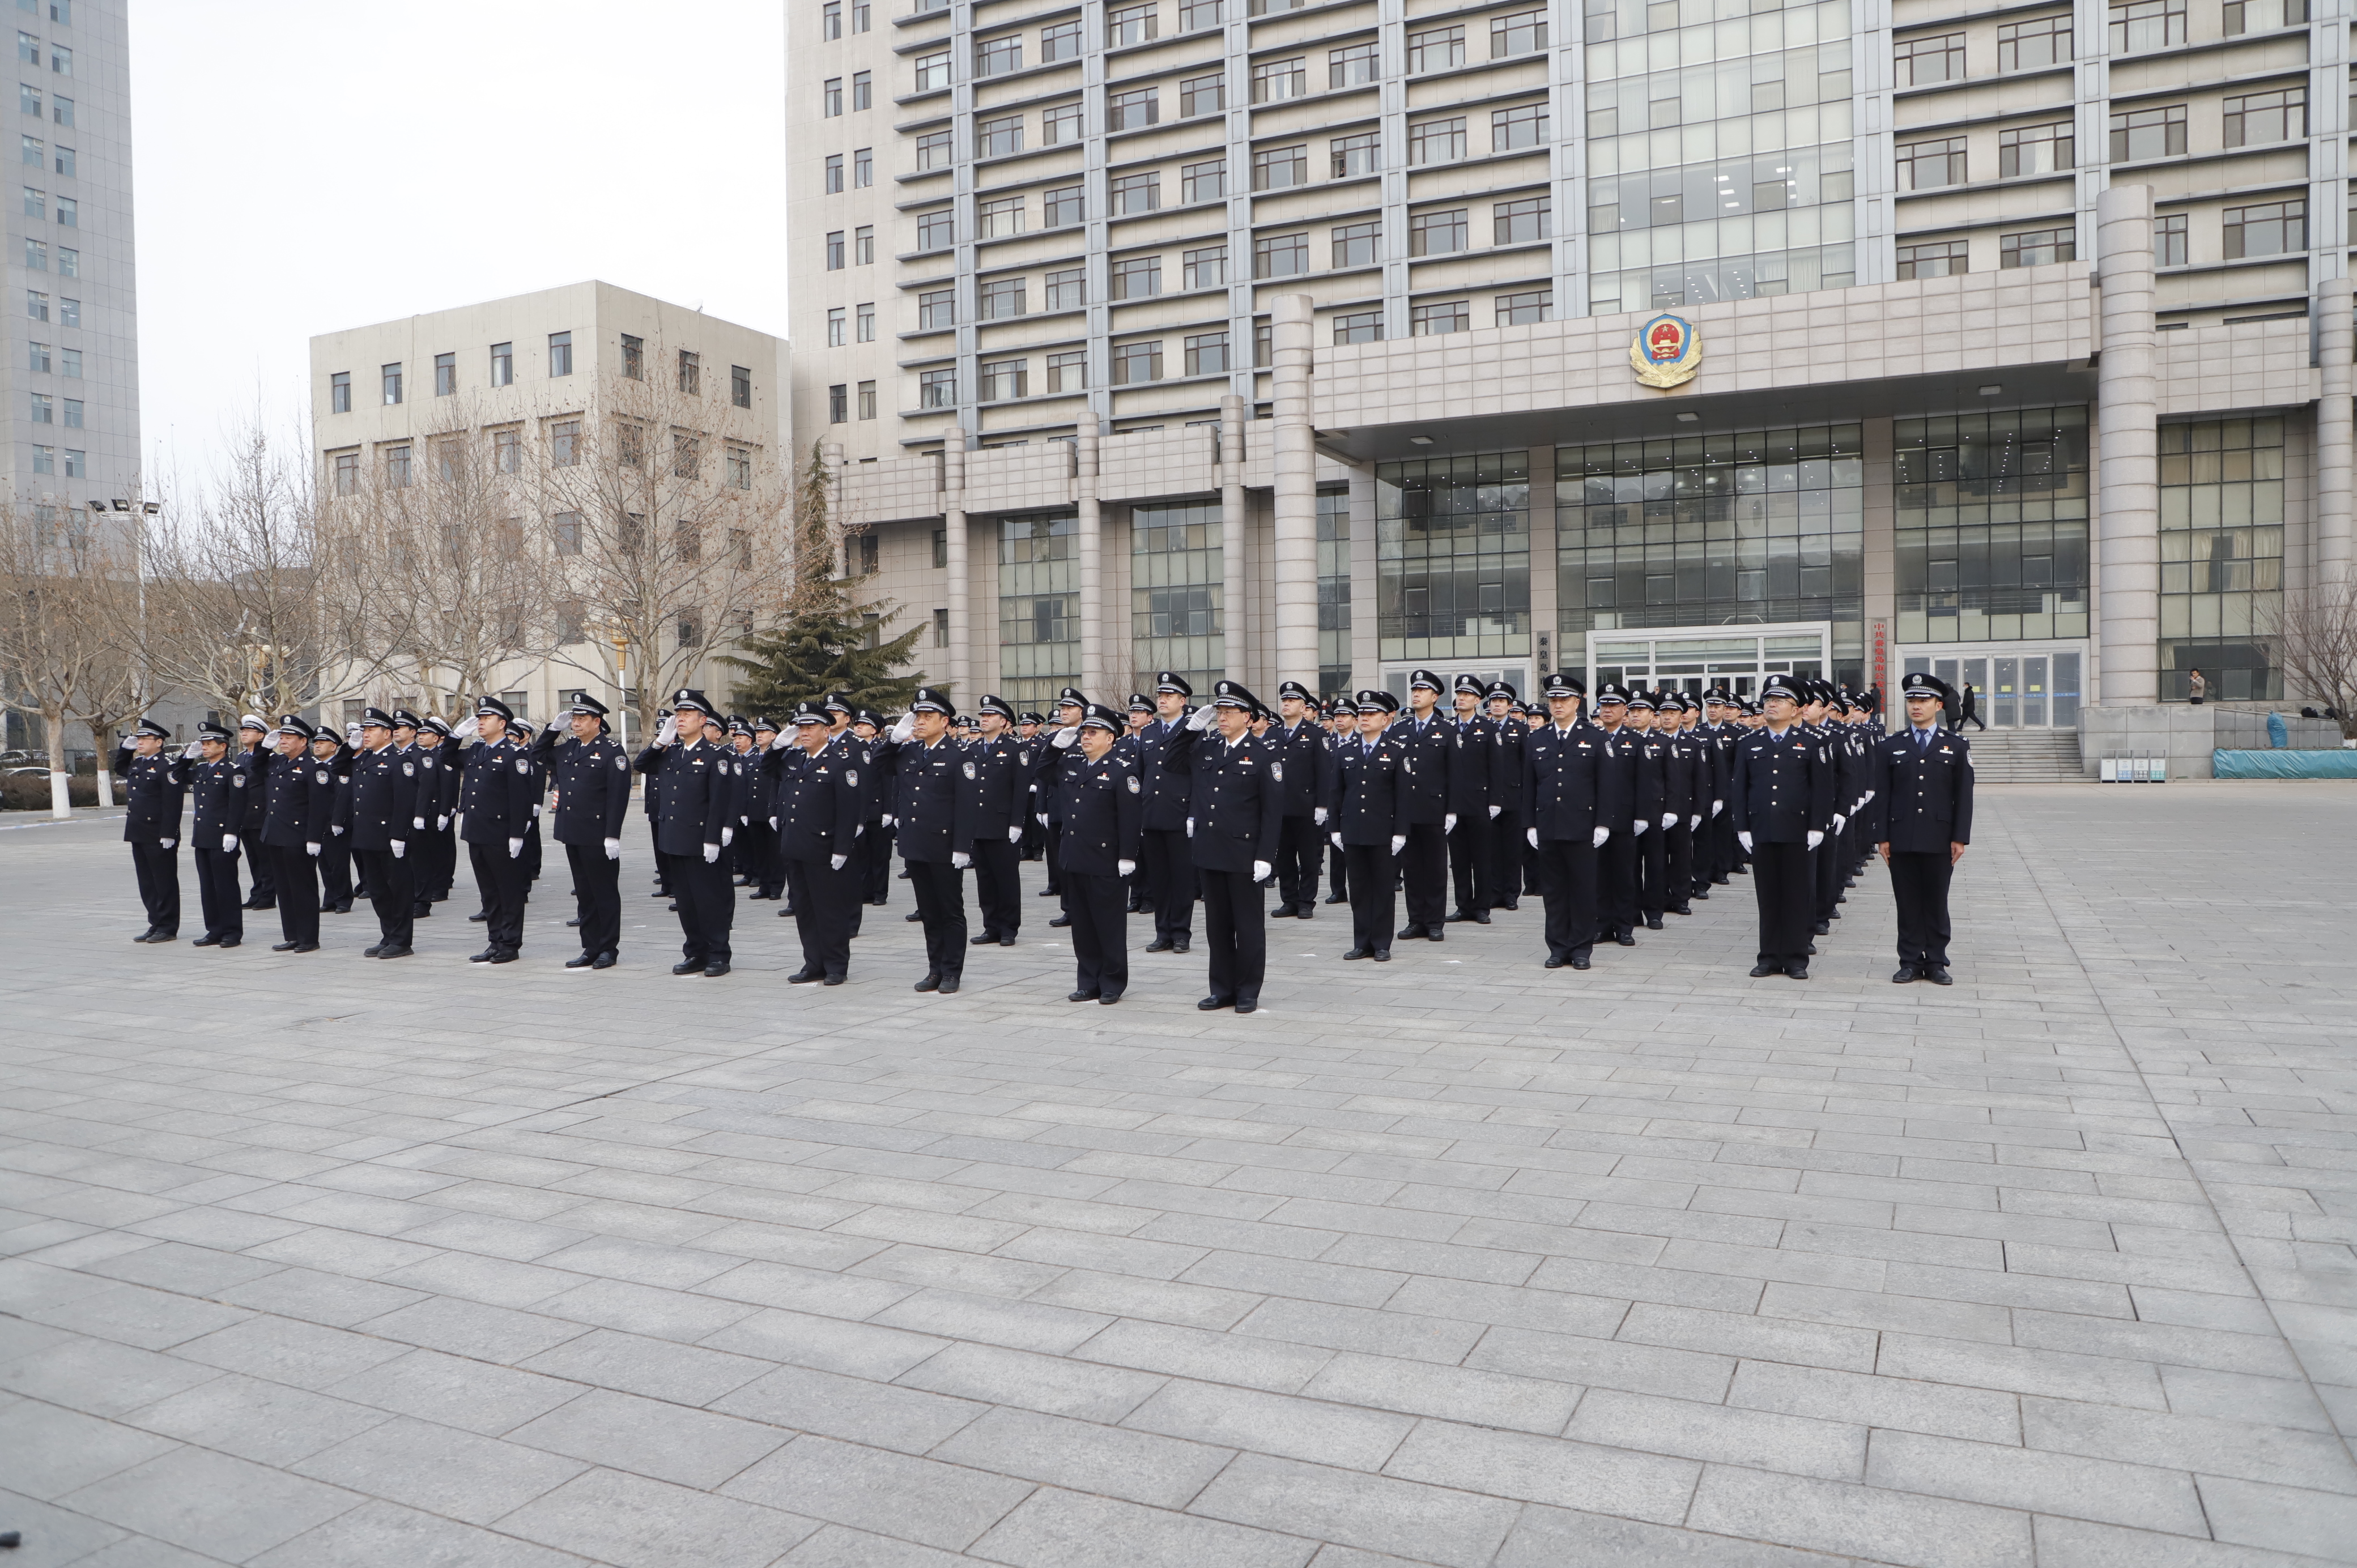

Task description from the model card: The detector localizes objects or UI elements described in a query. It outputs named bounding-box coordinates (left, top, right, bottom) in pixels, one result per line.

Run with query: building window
left=1411, top=299, right=1470, bottom=334
left=616, top=421, right=645, bottom=468
left=50, top=191, right=69, bottom=225
left=1331, top=132, right=1377, bottom=178
left=1046, top=350, right=1087, bottom=392
left=2223, top=198, right=2304, bottom=258
left=1408, top=24, right=1465, bottom=72
left=976, top=33, right=1021, bottom=75
left=914, top=51, right=950, bottom=91
left=1891, top=408, right=2087, bottom=650
left=1252, top=144, right=1307, bottom=190
left=1043, top=101, right=1083, bottom=143
left=19, top=131, right=37, bottom=165
left=917, top=210, right=956, bottom=250
left=1330, top=41, right=1379, bottom=88
left=1997, top=122, right=2073, bottom=176
left=934, top=608, right=950, bottom=645
left=853, top=0, right=871, bottom=31
left=51, top=142, right=69, bottom=176
left=999, top=512, right=1080, bottom=705
left=827, top=306, right=847, bottom=346
left=1180, top=0, right=1226, bottom=28
left=1409, top=207, right=1468, bottom=256
left=19, top=183, right=36, bottom=216
left=484, top=342, right=511, bottom=387
left=1044, top=185, right=1084, bottom=226
left=329, top=371, right=350, bottom=414
left=49, top=92, right=66, bottom=126
left=548, top=419, right=581, bottom=466
left=2109, top=0, right=2185, bottom=53
left=333, top=451, right=358, bottom=495
left=824, top=152, right=844, bottom=192
left=918, top=289, right=955, bottom=329
left=976, top=113, right=1020, bottom=157
left=2109, top=103, right=2186, bottom=161
left=1111, top=339, right=1164, bottom=384
left=57, top=344, right=75, bottom=377
left=1330, top=221, right=1379, bottom=268
left=1181, top=158, right=1225, bottom=203
left=1492, top=103, right=1549, bottom=150
left=673, top=433, right=701, bottom=479
left=978, top=193, right=1025, bottom=237
left=548, top=330, right=573, bottom=377
left=2155, top=212, right=2189, bottom=265
left=2156, top=416, right=2285, bottom=698
left=48, top=43, right=66, bottom=76
left=14, top=31, right=32, bottom=65
left=16, top=84, right=33, bottom=115
left=1111, top=171, right=1160, bottom=213
left=433, top=351, right=456, bottom=397
left=1317, top=485, right=1352, bottom=689
left=829, top=383, right=849, bottom=422
left=1494, top=194, right=1551, bottom=244
left=23, top=287, right=42, bottom=319
left=1251, top=57, right=1306, bottom=104
left=29, top=444, right=48, bottom=473
left=53, top=244, right=71, bottom=276
left=2223, top=85, right=2305, bottom=147
left=62, top=448, right=80, bottom=478
left=854, top=305, right=874, bottom=343
left=1999, top=226, right=2077, bottom=267
left=56, top=294, right=72, bottom=326
left=19, top=237, right=42, bottom=273
left=1254, top=231, right=1309, bottom=277
left=1046, top=267, right=1086, bottom=309
left=852, top=70, right=871, bottom=108
left=59, top=397, right=77, bottom=428
left=852, top=224, right=873, bottom=264
left=823, top=0, right=841, bottom=37
left=917, top=130, right=952, bottom=169
left=1381, top=450, right=1531, bottom=661
left=857, top=381, right=877, bottom=419
left=823, top=76, right=843, bottom=115
left=494, top=428, right=520, bottom=472
left=1895, top=31, right=1964, bottom=86
left=1133, top=500, right=1224, bottom=689
left=1895, top=240, right=1969, bottom=278
left=25, top=340, right=44, bottom=373
left=607, top=333, right=638, bottom=381
left=981, top=357, right=1028, bottom=400
left=1332, top=309, right=1382, bottom=344
left=2224, top=0, right=2308, bottom=32
left=920, top=368, right=957, bottom=407
left=27, top=391, right=48, bottom=422
left=1181, top=73, right=1224, bottom=117
left=1106, top=1, right=1157, bottom=46
left=1998, top=14, right=2073, bottom=69
left=980, top=275, right=1027, bottom=317
left=385, top=444, right=412, bottom=487
left=1408, top=117, right=1466, bottom=164
left=381, top=362, right=403, bottom=405
left=1108, top=86, right=1158, bottom=130
left=1492, top=9, right=1547, bottom=56
left=1111, top=255, right=1162, bottom=299
left=1898, top=137, right=1968, bottom=189
left=1184, top=331, right=1229, bottom=375
left=827, top=228, right=849, bottom=268
left=1495, top=288, right=1551, bottom=325
left=1042, top=19, right=1083, bottom=60
left=553, top=512, right=582, bottom=555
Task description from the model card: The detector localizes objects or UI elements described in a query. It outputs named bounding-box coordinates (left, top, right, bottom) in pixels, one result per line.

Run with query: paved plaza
left=2, top=781, right=2354, bottom=1567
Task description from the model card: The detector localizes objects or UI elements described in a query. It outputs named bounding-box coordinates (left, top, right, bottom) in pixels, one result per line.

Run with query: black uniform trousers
left=361, top=849, right=414, bottom=950
left=317, top=836, right=353, bottom=910
left=1749, top=840, right=1815, bottom=966
left=1197, top=868, right=1266, bottom=1006
left=1662, top=821, right=1694, bottom=913
left=1343, top=843, right=1395, bottom=955
left=1533, top=840, right=1598, bottom=964
left=1327, top=838, right=1349, bottom=901
left=1142, top=826, right=1194, bottom=941
left=1597, top=829, right=1639, bottom=939
left=1275, top=815, right=1323, bottom=910
left=565, top=842, right=620, bottom=957
left=468, top=842, right=531, bottom=954
left=1446, top=819, right=1484, bottom=914
left=1887, top=850, right=1955, bottom=971
left=1399, top=823, right=1448, bottom=931
left=661, top=850, right=733, bottom=965
left=1814, top=832, right=1842, bottom=924
left=905, top=859, right=965, bottom=979
left=785, top=857, right=855, bottom=979
left=1063, top=872, right=1128, bottom=999
left=1487, top=810, right=1524, bottom=906
left=193, top=847, right=242, bottom=941
left=1636, top=822, right=1669, bottom=920
left=970, top=838, right=1022, bottom=941
left=1041, top=820, right=1063, bottom=895
left=419, top=825, right=456, bottom=904
left=862, top=824, right=895, bottom=904
left=521, top=819, right=543, bottom=884
left=1020, top=810, right=1045, bottom=861
left=733, top=819, right=774, bottom=887
left=130, top=842, right=181, bottom=935
left=270, top=846, right=320, bottom=945
left=241, top=830, right=276, bottom=905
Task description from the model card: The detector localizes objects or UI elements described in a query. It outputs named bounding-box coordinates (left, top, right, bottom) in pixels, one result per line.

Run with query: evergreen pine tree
left=715, top=444, right=928, bottom=716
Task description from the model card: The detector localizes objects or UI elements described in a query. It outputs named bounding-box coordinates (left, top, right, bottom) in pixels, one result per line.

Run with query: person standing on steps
left=1867, top=672, right=1974, bottom=986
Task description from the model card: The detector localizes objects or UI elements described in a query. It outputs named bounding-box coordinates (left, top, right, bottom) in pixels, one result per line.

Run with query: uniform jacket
left=1444, top=714, right=1492, bottom=813
left=1592, top=725, right=1640, bottom=831
left=540, top=731, right=635, bottom=845
left=769, top=743, right=865, bottom=862
left=1161, top=724, right=1283, bottom=872
left=188, top=751, right=252, bottom=847
left=1052, top=745, right=1144, bottom=876
left=1134, top=715, right=1195, bottom=832
left=254, top=747, right=333, bottom=849
left=880, top=736, right=977, bottom=863
left=1729, top=726, right=1833, bottom=844
left=1522, top=722, right=1605, bottom=842
left=727, top=741, right=765, bottom=823
left=456, top=736, right=541, bottom=845
left=235, top=744, right=270, bottom=833
left=1654, top=732, right=1703, bottom=824
left=964, top=734, right=1032, bottom=836
left=1867, top=727, right=1974, bottom=853
left=1487, top=721, right=1526, bottom=815
left=633, top=735, right=735, bottom=854
left=341, top=744, right=424, bottom=852
left=1270, top=719, right=1331, bottom=819
left=1320, top=730, right=1406, bottom=847
left=110, top=745, right=186, bottom=843
left=410, top=740, right=457, bottom=825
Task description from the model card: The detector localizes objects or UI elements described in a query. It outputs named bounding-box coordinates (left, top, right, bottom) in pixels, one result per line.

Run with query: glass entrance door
left=1920, top=649, right=2080, bottom=727
left=1586, top=622, right=1830, bottom=698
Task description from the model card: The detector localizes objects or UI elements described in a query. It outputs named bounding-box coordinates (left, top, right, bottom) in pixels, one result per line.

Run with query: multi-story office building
left=309, top=283, right=788, bottom=730
left=789, top=0, right=2355, bottom=734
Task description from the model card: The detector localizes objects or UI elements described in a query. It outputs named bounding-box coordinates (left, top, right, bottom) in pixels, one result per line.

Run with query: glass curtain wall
left=2159, top=417, right=2283, bottom=700
left=998, top=512, right=1079, bottom=707
left=1317, top=485, right=1351, bottom=694
left=1894, top=408, right=2090, bottom=646
left=1375, top=453, right=1531, bottom=666
left=1131, top=500, right=1224, bottom=692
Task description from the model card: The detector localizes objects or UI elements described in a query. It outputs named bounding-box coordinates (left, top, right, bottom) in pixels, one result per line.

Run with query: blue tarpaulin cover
left=2213, top=749, right=2357, bottom=779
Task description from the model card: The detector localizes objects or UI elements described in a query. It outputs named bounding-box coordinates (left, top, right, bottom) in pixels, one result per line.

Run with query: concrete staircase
left=1962, top=727, right=2083, bottom=782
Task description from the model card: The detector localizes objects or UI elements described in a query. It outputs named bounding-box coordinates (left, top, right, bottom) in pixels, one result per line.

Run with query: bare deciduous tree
left=0, top=504, right=137, bottom=815
left=2269, top=573, right=2357, bottom=737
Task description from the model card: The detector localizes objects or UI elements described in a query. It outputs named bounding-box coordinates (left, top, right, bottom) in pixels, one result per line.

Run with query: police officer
left=1160, top=680, right=1284, bottom=1013
left=635, top=689, right=737, bottom=976
left=1731, top=674, right=1832, bottom=979
left=1027, top=704, right=1133, bottom=1001
left=1392, top=670, right=1469, bottom=942
left=184, top=721, right=249, bottom=948
left=1869, top=673, right=1973, bottom=985
left=452, top=696, right=539, bottom=964
left=1321, top=689, right=1407, bottom=962
left=880, top=687, right=977, bottom=993
left=1136, top=673, right=1197, bottom=953
left=235, top=714, right=275, bottom=910
left=254, top=716, right=333, bottom=953
left=724, top=717, right=764, bottom=889
left=1482, top=680, right=1526, bottom=912
left=312, top=725, right=357, bottom=915
left=1035, top=688, right=1087, bottom=905
left=771, top=698, right=864, bottom=985
left=1522, top=674, right=1607, bottom=970
left=965, top=694, right=1031, bottom=947
left=738, top=717, right=784, bottom=900
left=1588, top=683, right=1643, bottom=947
left=1627, top=692, right=1683, bottom=930
left=112, top=716, right=186, bottom=943
left=1654, top=694, right=1703, bottom=918
left=410, top=713, right=460, bottom=914
left=343, top=708, right=422, bottom=959
left=1269, top=680, right=1330, bottom=918
left=538, top=694, right=632, bottom=969
left=1321, top=698, right=1355, bottom=907
left=1443, top=674, right=1495, bottom=924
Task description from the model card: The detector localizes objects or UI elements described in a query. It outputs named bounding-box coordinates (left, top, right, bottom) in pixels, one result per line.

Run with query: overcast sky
left=130, top=0, right=789, bottom=492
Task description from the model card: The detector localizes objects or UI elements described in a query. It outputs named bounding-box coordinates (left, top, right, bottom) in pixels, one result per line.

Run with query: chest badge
left=963, top=761, right=976, bottom=779
left=315, top=768, right=330, bottom=784
left=1270, top=762, right=1283, bottom=782
left=402, top=762, right=413, bottom=776
left=516, top=758, right=530, bottom=774
left=845, top=769, right=858, bottom=787
left=232, top=774, right=245, bottom=787
left=1126, top=775, right=1139, bottom=794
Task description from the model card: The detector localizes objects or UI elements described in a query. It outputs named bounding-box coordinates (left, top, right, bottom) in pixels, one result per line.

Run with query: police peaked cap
left=1625, top=690, right=1656, bottom=711
left=670, top=689, right=718, bottom=718
left=564, top=694, right=610, bottom=719
left=1056, top=687, right=1088, bottom=707
left=1328, top=696, right=1360, bottom=716
left=130, top=716, right=171, bottom=740
left=1542, top=672, right=1586, bottom=700
left=195, top=719, right=233, bottom=742
left=475, top=694, right=516, bottom=722
left=1594, top=682, right=1632, bottom=705
left=790, top=698, right=829, bottom=725
left=1703, top=687, right=1734, bottom=705
left=1452, top=674, right=1485, bottom=696
left=1211, top=679, right=1259, bottom=710
left=1080, top=702, right=1123, bottom=731
left=1277, top=680, right=1313, bottom=702
left=359, top=707, right=396, bottom=730
left=238, top=713, right=268, bottom=733
left=978, top=694, right=1016, bottom=721
left=1901, top=672, right=1952, bottom=702
left=750, top=714, right=778, bottom=733
left=1483, top=679, right=1518, bottom=700
left=1154, top=671, right=1192, bottom=696
left=1407, top=669, right=1444, bottom=693
left=1354, top=688, right=1399, bottom=713
left=275, top=715, right=317, bottom=740
left=1126, top=693, right=1153, bottom=713
left=390, top=708, right=423, bottom=730
left=1019, top=711, right=1044, bottom=726
left=1759, top=674, right=1802, bottom=703
left=420, top=715, right=454, bottom=736
left=909, top=686, right=955, bottom=716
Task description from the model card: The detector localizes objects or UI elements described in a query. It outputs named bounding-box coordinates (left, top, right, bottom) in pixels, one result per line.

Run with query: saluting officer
left=635, top=689, right=737, bottom=977
left=452, top=696, right=539, bottom=964
left=1522, top=674, right=1607, bottom=971
left=254, top=716, right=333, bottom=953
left=342, top=708, right=422, bottom=959
left=185, top=721, right=249, bottom=948
left=1040, top=702, right=1143, bottom=1003
left=965, top=694, right=1031, bottom=948
left=1869, top=673, right=1973, bottom=985
left=1731, top=674, right=1833, bottom=979
left=235, top=715, right=276, bottom=910
left=112, top=717, right=186, bottom=944
left=772, top=698, right=865, bottom=986
left=538, top=694, right=632, bottom=970
left=880, top=687, right=978, bottom=993
left=1136, top=673, right=1197, bottom=953
left=1321, top=689, right=1407, bottom=962
left=313, top=725, right=358, bottom=915
left=1161, top=680, right=1284, bottom=1013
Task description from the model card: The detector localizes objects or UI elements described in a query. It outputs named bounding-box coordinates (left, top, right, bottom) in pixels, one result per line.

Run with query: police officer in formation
left=964, top=694, right=1032, bottom=947
left=233, top=714, right=275, bottom=910
left=1731, top=674, right=1833, bottom=979
left=183, top=720, right=250, bottom=948
left=1267, top=680, right=1330, bottom=917
left=1868, top=672, right=1973, bottom=984
left=343, top=708, right=422, bottom=959
left=879, top=687, right=977, bottom=992
left=253, top=716, right=333, bottom=953
left=1036, top=702, right=1143, bottom=1002
left=1322, top=689, right=1407, bottom=961
left=402, top=711, right=458, bottom=919
left=445, top=697, right=538, bottom=964
left=635, top=689, right=738, bottom=976
left=537, top=694, right=632, bottom=969
left=1134, top=674, right=1197, bottom=953
left=1522, top=674, right=1608, bottom=969
left=112, top=717, right=185, bottom=944
left=312, top=724, right=359, bottom=915
left=768, top=698, right=865, bottom=985
left=1390, top=670, right=1471, bottom=941
left=1158, top=680, right=1284, bottom=1013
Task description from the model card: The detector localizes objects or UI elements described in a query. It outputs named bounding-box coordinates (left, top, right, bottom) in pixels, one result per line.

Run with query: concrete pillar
left=942, top=436, right=971, bottom=699
left=1524, top=445, right=1556, bottom=692
left=2096, top=186, right=2160, bottom=706
left=2318, top=275, right=2354, bottom=587
left=1861, top=417, right=1896, bottom=725
left=1076, top=424, right=1105, bottom=699
left=1271, top=295, right=1320, bottom=685
left=1219, top=395, right=1249, bottom=687
left=1347, top=466, right=1379, bottom=692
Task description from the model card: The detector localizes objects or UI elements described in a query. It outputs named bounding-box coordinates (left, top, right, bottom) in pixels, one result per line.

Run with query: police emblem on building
left=1631, top=312, right=1701, bottom=389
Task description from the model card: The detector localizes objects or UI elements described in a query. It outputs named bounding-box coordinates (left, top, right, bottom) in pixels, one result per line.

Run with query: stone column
left=1861, top=417, right=1896, bottom=725
left=2096, top=185, right=2160, bottom=706
left=1347, top=466, right=1379, bottom=692
left=2318, top=275, right=2354, bottom=587
left=1219, top=394, right=1249, bottom=685
left=1271, top=295, right=1320, bottom=684
left=1076, top=424, right=1105, bottom=698
left=942, top=436, right=971, bottom=699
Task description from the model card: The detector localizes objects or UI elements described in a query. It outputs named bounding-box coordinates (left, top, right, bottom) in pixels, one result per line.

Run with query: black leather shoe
left=823, top=974, right=845, bottom=985
left=1749, top=962, right=1782, bottom=977
left=1806, top=943, right=1819, bottom=956
left=1813, top=921, right=1831, bottom=936
left=378, top=944, right=414, bottom=958
left=565, top=953, right=596, bottom=969
left=935, top=976, right=959, bottom=994
left=1145, top=937, right=1173, bottom=952
left=1691, top=889, right=1709, bottom=901
left=271, top=940, right=300, bottom=952
left=364, top=944, right=384, bottom=958
left=904, top=910, right=924, bottom=922
left=1645, top=917, right=1663, bottom=930
left=702, top=962, right=730, bottom=977
left=1670, top=905, right=1692, bottom=917
left=1372, top=950, right=1391, bottom=962
left=1049, top=915, right=1071, bottom=927
left=1426, top=929, right=1444, bottom=942
left=1496, top=901, right=1520, bottom=911
left=290, top=941, right=320, bottom=953
left=1785, top=962, right=1810, bottom=980
left=1322, top=893, right=1347, bottom=904
left=1891, top=967, right=1918, bottom=983
left=1235, top=1000, right=1258, bottom=1015
left=1471, top=911, right=1491, bottom=925
left=412, top=905, right=432, bottom=918
left=1921, top=966, right=1953, bottom=986
left=672, top=960, right=706, bottom=975
left=1272, top=905, right=1298, bottom=918
left=1039, top=887, right=1060, bottom=897
left=1544, top=956, right=1565, bottom=969
left=1343, top=945, right=1371, bottom=960
left=565, top=917, right=581, bottom=928
left=1613, top=933, right=1636, bottom=947
left=788, top=967, right=822, bottom=983
left=593, top=952, right=617, bottom=969
left=487, top=950, right=517, bottom=964
left=914, top=973, right=939, bottom=992
left=1396, top=924, right=1424, bottom=941
left=1099, top=992, right=1122, bottom=1004
left=1446, top=910, right=1475, bottom=923
left=1067, top=990, right=1099, bottom=1003
left=1172, top=939, right=1192, bottom=954
left=780, top=907, right=795, bottom=917
left=970, top=932, right=998, bottom=947
left=133, top=928, right=159, bottom=944
left=333, top=901, right=353, bottom=914
left=192, top=934, right=221, bottom=947
left=1197, top=996, right=1232, bottom=1011
left=1569, top=953, right=1590, bottom=970
left=216, top=939, right=240, bottom=949
left=1294, top=907, right=1313, bottom=919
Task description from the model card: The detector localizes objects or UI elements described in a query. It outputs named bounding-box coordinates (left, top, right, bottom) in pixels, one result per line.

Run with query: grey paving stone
left=358, top=1294, right=589, bottom=1363
left=210, top=1266, right=428, bottom=1328
left=722, top=1433, right=1035, bottom=1551
left=323, top=1348, right=585, bottom=1437
left=518, top=1326, right=775, bottom=1404
left=1122, top=1380, right=1415, bottom=1472
left=496, top=1467, right=815, bottom=1568
left=1568, top=1386, right=1869, bottom=1479
left=778, top=1523, right=976, bottom=1567
left=713, top=1362, right=989, bottom=1454
left=0, top=1394, right=181, bottom=1498
left=2194, top=1475, right=2357, bottom=1560
left=1686, top=1464, right=2032, bottom=1568
left=127, top=1370, right=393, bottom=1465
left=59, top=1445, right=363, bottom=1561
left=1466, top=1323, right=1737, bottom=1401
left=176, top=1314, right=412, bottom=1389
left=1300, top=1350, right=1582, bottom=1434
left=1188, top=1453, right=1521, bottom=1568
left=1867, top=1428, right=2209, bottom=1535
left=700, top=1305, right=952, bottom=1379
left=507, top=1387, right=789, bottom=1488
left=1495, top=1504, right=1856, bottom=1567
left=0, top=1331, right=224, bottom=1416
left=23, top=1281, right=251, bottom=1350
left=929, top=1404, right=1236, bottom=1507
left=248, top=1498, right=595, bottom=1567
left=292, top=1414, right=588, bottom=1524
left=0, top=1486, right=134, bottom=1568
left=972, top=1487, right=1317, bottom=1568
left=896, top=1339, right=1167, bottom=1422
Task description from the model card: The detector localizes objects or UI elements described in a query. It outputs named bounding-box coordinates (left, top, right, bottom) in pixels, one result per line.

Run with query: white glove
left=1592, top=827, right=1609, bottom=848
left=1661, top=813, right=1675, bottom=829
left=1807, top=830, right=1824, bottom=850
left=768, top=732, right=789, bottom=751
left=769, top=816, right=778, bottom=830
left=721, top=826, right=734, bottom=846
left=180, top=740, right=201, bottom=760
left=332, top=824, right=344, bottom=836
left=1185, top=705, right=1214, bottom=731
left=1488, top=804, right=1501, bottom=819
left=1008, top=825, right=1023, bottom=843
left=1117, top=858, right=1136, bottom=876
left=1389, top=834, right=1406, bottom=855
left=951, top=850, right=971, bottom=869
left=1185, top=817, right=1194, bottom=837
left=1331, top=833, right=1345, bottom=850
left=305, top=841, right=320, bottom=856
left=1526, top=827, right=1539, bottom=849
left=390, top=840, right=406, bottom=858
left=702, top=842, right=720, bottom=863
left=413, top=817, right=426, bottom=830
left=1690, top=814, right=1701, bottom=831
left=1444, top=813, right=1457, bottom=833
left=1711, top=799, right=1722, bottom=817
left=882, top=814, right=896, bottom=828
left=890, top=714, right=916, bottom=743
left=220, top=834, right=236, bottom=852
left=831, top=853, right=848, bottom=870
left=1738, top=830, right=1754, bottom=853
left=1313, top=807, right=1328, bottom=825
left=1252, top=860, right=1271, bottom=883
left=656, top=715, right=678, bottom=746
left=1036, top=812, right=1048, bottom=826
left=603, top=837, right=621, bottom=859
left=1050, top=727, right=1077, bottom=749
left=160, top=837, right=176, bottom=849
left=508, top=837, right=523, bottom=858
left=1632, top=818, right=1647, bottom=836
left=436, top=815, right=449, bottom=830
left=1831, top=814, right=1845, bottom=834
left=454, top=715, right=480, bottom=742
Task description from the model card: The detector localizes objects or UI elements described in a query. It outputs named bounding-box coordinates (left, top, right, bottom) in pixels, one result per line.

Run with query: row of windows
left=26, top=443, right=84, bottom=476
left=819, top=71, right=873, bottom=116
left=822, top=148, right=872, bottom=191
left=959, top=8, right=1545, bottom=87
left=1897, top=88, right=2307, bottom=190
left=1895, top=197, right=2305, bottom=279
left=330, top=427, right=758, bottom=492
left=24, top=287, right=76, bottom=324
left=330, top=338, right=753, bottom=410
left=20, top=183, right=70, bottom=223
left=13, top=29, right=70, bottom=76
left=21, top=236, right=76, bottom=272
left=18, top=80, right=73, bottom=125
left=18, top=131, right=69, bottom=173
left=817, top=0, right=873, bottom=38
left=25, top=389, right=79, bottom=423
left=1895, top=0, right=2303, bottom=87
left=25, top=339, right=76, bottom=374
